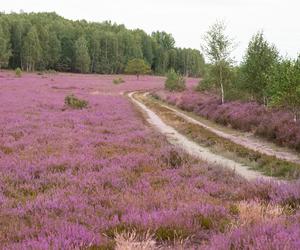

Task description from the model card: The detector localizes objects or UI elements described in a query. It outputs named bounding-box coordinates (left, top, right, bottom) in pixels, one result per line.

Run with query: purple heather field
left=0, top=71, right=300, bottom=249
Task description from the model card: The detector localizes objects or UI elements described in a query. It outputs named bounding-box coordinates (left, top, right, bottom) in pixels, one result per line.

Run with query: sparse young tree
left=201, top=21, right=235, bottom=104
left=241, top=32, right=278, bottom=104
left=22, top=26, right=42, bottom=71
left=165, top=69, right=186, bottom=91
left=74, top=36, right=91, bottom=73
left=0, top=26, right=12, bottom=69
left=125, top=58, right=151, bottom=79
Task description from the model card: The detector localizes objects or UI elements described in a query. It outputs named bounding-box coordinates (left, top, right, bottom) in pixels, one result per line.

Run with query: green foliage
left=240, top=32, right=279, bottom=103
left=15, top=67, right=22, bottom=77
left=201, top=21, right=235, bottom=104
left=46, top=31, right=61, bottom=69
left=229, top=204, right=239, bottom=215
left=194, top=214, right=213, bottom=230
left=22, top=26, right=42, bottom=71
left=165, top=69, right=186, bottom=91
left=222, top=66, right=251, bottom=101
left=0, top=12, right=205, bottom=76
left=125, top=58, right=151, bottom=79
left=113, top=77, right=125, bottom=84
left=0, top=26, right=12, bottom=69
left=155, top=226, right=189, bottom=241
left=74, top=36, right=91, bottom=73
left=64, top=94, right=88, bottom=109
left=199, top=61, right=235, bottom=98
left=152, top=31, right=175, bottom=50
left=269, top=57, right=300, bottom=121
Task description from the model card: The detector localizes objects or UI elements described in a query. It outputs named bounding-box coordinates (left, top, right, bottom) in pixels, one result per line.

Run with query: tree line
left=200, top=21, right=300, bottom=121
left=0, top=12, right=205, bottom=76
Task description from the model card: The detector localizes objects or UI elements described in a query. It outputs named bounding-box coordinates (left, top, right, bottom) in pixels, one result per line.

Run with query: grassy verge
left=138, top=93, right=300, bottom=179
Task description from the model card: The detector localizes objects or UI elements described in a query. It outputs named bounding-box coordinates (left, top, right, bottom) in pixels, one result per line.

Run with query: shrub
left=165, top=69, right=186, bottom=92
left=15, top=67, right=22, bottom=77
left=64, top=94, right=88, bottom=109
left=113, top=77, right=125, bottom=84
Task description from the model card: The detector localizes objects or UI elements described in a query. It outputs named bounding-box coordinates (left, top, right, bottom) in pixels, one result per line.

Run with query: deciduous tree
left=0, top=26, right=11, bottom=69
left=241, top=32, right=278, bottom=104
left=270, top=57, right=300, bottom=122
left=201, top=21, right=235, bottom=104
left=22, top=26, right=42, bottom=71
left=74, top=36, right=91, bottom=73
left=125, top=58, right=151, bottom=79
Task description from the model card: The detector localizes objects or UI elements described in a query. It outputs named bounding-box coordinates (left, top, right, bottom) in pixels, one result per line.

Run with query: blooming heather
left=155, top=89, right=300, bottom=151
left=0, top=72, right=299, bottom=249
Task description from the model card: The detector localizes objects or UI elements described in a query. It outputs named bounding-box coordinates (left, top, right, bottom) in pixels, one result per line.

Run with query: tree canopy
left=0, top=25, right=11, bottom=69
left=125, top=58, right=151, bottom=79
left=201, top=21, right=235, bottom=104
left=269, top=57, right=300, bottom=121
left=74, top=36, right=90, bottom=73
left=0, top=12, right=205, bottom=76
left=241, top=32, right=279, bottom=104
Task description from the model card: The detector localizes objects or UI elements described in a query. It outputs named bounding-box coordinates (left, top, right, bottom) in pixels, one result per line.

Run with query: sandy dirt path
left=129, top=92, right=272, bottom=181
left=146, top=93, right=300, bottom=165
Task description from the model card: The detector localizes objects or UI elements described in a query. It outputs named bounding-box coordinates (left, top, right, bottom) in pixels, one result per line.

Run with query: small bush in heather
left=113, top=77, right=125, bottom=84
left=15, top=67, right=22, bottom=77
left=165, top=69, right=186, bottom=91
left=64, top=94, right=88, bottom=109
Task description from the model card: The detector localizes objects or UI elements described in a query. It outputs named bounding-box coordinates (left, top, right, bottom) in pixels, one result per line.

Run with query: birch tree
left=202, top=21, right=235, bottom=104
left=22, top=27, right=42, bottom=71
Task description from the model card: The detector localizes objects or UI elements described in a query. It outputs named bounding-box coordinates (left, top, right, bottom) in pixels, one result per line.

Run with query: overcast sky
left=1, top=0, right=299, bottom=62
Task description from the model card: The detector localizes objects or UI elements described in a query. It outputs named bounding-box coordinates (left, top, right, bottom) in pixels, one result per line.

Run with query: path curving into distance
left=128, top=92, right=272, bottom=181
left=151, top=95, right=300, bottom=165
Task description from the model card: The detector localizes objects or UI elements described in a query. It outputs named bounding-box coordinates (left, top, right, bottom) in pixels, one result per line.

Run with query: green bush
left=125, top=58, right=151, bottom=79
left=155, top=226, right=189, bottom=241
left=165, top=69, right=186, bottom=91
left=64, top=94, right=88, bottom=109
left=113, top=77, right=125, bottom=84
left=15, top=67, right=22, bottom=77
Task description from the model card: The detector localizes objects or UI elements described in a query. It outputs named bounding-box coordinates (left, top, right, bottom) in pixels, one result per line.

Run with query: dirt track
left=152, top=95, right=300, bottom=165
left=129, top=92, right=273, bottom=181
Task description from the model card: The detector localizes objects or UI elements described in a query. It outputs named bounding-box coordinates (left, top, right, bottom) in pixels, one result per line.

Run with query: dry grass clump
left=233, top=200, right=285, bottom=227
left=115, top=230, right=159, bottom=250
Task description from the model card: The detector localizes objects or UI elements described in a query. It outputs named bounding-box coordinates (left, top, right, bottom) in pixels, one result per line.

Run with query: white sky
left=1, top=0, right=299, bottom=62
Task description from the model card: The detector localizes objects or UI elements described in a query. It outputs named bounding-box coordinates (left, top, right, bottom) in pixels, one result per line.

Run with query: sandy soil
left=129, top=92, right=272, bottom=181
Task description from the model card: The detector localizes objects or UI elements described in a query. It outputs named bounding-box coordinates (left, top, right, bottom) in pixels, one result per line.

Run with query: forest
left=0, top=12, right=205, bottom=76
